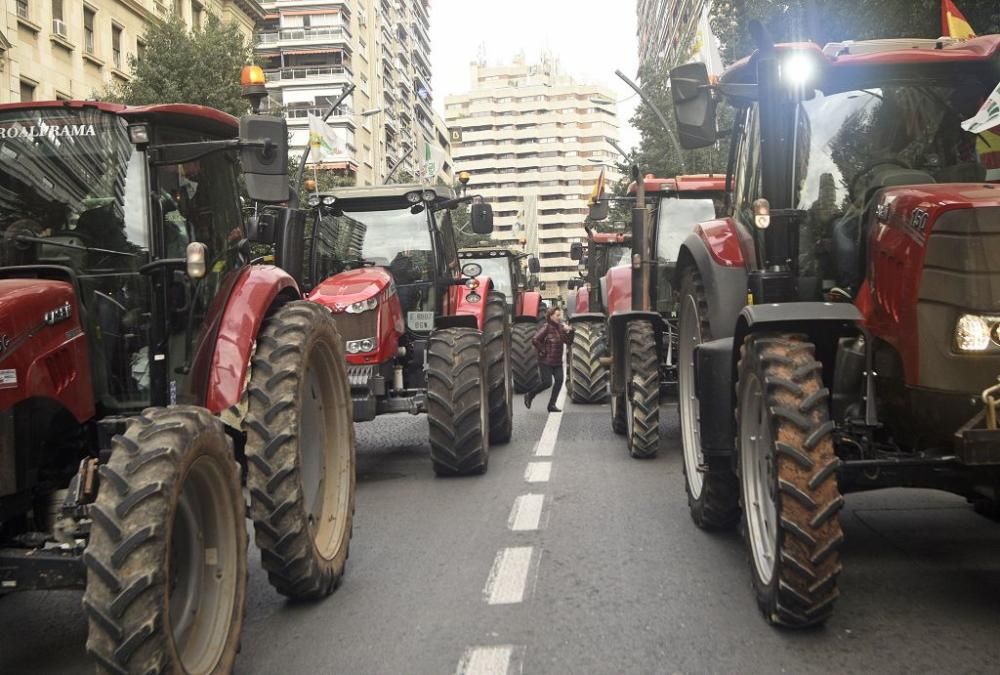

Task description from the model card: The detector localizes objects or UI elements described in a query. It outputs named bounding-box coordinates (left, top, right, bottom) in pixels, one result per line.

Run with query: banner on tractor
left=588, top=168, right=606, bottom=205
left=421, top=140, right=446, bottom=180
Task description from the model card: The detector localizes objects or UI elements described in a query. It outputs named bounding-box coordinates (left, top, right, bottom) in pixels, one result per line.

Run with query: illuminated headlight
left=466, top=292, right=481, bottom=304
left=955, top=314, right=1000, bottom=352
left=345, top=297, right=378, bottom=314
left=780, top=53, right=817, bottom=86
left=307, top=195, right=320, bottom=207
left=346, top=338, right=376, bottom=354
left=321, top=195, right=336, bottom=206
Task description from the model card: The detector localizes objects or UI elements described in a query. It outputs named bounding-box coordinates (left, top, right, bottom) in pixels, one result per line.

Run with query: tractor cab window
left=0, top=107, right=151, bottom=411
left=655, top=196, right=718, bottom=263
left=333, top=204, right=437, bottom=316
left=469, top=255, right=513, bottom=300
left=794, top=77, right=992, bottom=289
left=152, top=129, right=245, bottom=404
left=606, top=244, right=631, bottom=268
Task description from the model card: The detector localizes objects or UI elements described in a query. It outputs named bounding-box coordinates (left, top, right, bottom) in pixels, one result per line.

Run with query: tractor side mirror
left=539, top=281, right=546, bottom=291
left=246, top=208, right=280, bottom=245
left=570, top=242, right=583, bottom=261
left=528, top=255, right=540, bottom=274
left=470, top=203, right=494, bottom=234
left=588, top=200, right=609, bottom=222
left=239, top=115, right=290, bottom=203
left=670, top=62, right=718, bottom=149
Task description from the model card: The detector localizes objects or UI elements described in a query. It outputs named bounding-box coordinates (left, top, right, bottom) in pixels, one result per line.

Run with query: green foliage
left=102, top=14, right=253, bottom=117
left=710, top=0, right=1000, bottom=64
left=288, top=156, right=355, bottom=206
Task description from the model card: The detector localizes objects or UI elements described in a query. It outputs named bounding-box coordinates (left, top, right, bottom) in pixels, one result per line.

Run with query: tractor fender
left=568, top=312, right=605, bottom=325
left=444, top=273, right=494, bottom=331
left=607, top=310, right=663, bottom=395
left=205, top=265, right=300, bottom=414
left=674, top=223, right=749, bottom=339
left=517, top=290, right=543, bottom=322
left=700, top=302, right=864, bottom=458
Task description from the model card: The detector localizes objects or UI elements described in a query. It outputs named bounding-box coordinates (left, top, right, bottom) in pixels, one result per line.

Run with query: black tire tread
left=511, top=322, right=541, bottom=393
left=626, top=320, right=660, bottom=458
left=569, top=321, right=610, bottom=404
left=245, top=300, right=356, bottom=600
left=427, top=327, right=489, bottom=475
left=483, top=291, right=513, bottom=444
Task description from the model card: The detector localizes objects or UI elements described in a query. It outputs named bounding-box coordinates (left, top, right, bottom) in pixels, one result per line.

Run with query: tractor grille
left=917, top=206, right=1000, bottom=391
left=333, top=310, right=378, bottom=343
left=347, top=364, right=376, bottom=388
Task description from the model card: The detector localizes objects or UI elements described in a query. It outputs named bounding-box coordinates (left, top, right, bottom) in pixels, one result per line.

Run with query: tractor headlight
left=955, top=314, right=999, bottom=352
left=345, top=297, right=378, bottom=314
left=321, top=196, right=336, bottom=206
left=307, top=195, right=320, bottom=207
left=346, top=338, right=376, bottom=354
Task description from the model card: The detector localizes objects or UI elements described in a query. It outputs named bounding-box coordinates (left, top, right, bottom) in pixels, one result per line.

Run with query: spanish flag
left=942, top=0, right=976, bottom=39
left=588, top=168, right=605, bottom=205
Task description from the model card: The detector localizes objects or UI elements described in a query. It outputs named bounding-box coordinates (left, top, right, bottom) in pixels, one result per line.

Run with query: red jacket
left=532, top=319, right=574, bottom=366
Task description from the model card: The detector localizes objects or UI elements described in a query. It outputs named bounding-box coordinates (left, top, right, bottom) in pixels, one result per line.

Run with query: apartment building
left=445, top=54, right=621, bottom=298
left=637, top=0, right=707, bottom=71
left=0, top=0, right=263, bottom=104
left=256, top=0, right=451, bottom=187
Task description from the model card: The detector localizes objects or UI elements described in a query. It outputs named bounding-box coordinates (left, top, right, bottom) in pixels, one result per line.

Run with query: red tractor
left=458, top=246, right=546, bottom=393
left=670, top=27, right=1000, bottom=627
left=303, top=186, right=512, bottom=476
left=0, top=91, right=357, bottom=672
left=577, top=176, right=725, bottom=455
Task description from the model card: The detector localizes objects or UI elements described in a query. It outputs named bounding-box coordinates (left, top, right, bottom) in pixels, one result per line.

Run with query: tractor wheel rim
left=740, top=375, right=778, bottom=585
left=679, top=294, right=704, bottom=497
left=300, top=341, right=352, bottom=558
left=169, top=455, right=239, bottom=673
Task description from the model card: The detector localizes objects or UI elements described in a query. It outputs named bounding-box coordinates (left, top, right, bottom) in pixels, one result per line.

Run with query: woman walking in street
left=525, top=306, right=575, bottom=413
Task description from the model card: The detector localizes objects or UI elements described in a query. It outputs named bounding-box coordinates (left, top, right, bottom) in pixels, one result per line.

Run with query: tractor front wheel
left=83, top=407, right=246, bottom=675
left=678, top=267, right=739, bottom=529
left=737, top=333, right=844, bottom=628
left=569, top=321, right=609, bottom=404
left=483, top=291, right=513, bottom=444
left=625, top=320, right=660, bottom=458
left=427, top=327, right=490, bottom=475
left=511, top=322, right=541, bottom=393
left=245, top=301, right=356, bottom=600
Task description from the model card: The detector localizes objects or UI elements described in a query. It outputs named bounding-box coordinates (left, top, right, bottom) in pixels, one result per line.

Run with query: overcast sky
left=429, top=0, right=642, bottom=150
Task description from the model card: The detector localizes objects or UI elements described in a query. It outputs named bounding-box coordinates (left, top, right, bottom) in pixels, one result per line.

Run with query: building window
left=16, top=0, right=29, bottom=20
left=137, top=39, right=146, bottom=62
left=173, top=0, right=182, bottom=17
left=191, top=2, right=202, bottom=29
left=52, top=0, right=63, bottom=21
left=20, top=80, right=35, bottom=102
left=84, top=8, right=96, bottom=54
left=112, top=25, right=122, bottom=68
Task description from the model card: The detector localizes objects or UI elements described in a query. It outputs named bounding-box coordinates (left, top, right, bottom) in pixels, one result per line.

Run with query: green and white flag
left=963, top=81, right=1000, bottom=134
left=308, top=115, right=347, bottom=162
left=422, top=140, right=446, bottom=179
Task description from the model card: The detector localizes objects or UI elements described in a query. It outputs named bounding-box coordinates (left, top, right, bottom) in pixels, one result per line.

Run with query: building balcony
left=257, top=26, right=351, bottom=48
left=285, top=107, right=363, bottom=129
left=264, top=64, right=353, bottom=85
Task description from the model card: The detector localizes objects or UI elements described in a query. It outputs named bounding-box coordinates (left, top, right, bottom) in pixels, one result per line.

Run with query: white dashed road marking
left=524, top=461, right=551, bottom=483
left=532, top=386, right=567, bottom=456
left=484, top=546, right=534, bottom=605
left=456, top=645, right=522, bottom=675
left=508, top=494, right=545, bottom=531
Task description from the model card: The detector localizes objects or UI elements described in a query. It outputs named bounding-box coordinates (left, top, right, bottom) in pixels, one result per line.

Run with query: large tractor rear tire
left=569, top=321, right=609, bottom=404
left=484, top=291, right=513, bottom=444
left=737, top=333, right=844, bottom=628
left=245, top=301, right=356, bottom=600
left=83, top=406, right=246, bottom=675
left=678, top=268, right=740, bottom=529
left=625, top=320, right=660, bottom=458
left=427, top=327, right=490, bottom=475
left=511, top=322, right=541, bottom=394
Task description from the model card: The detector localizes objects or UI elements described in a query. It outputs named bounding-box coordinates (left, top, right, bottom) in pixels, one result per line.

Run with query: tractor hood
left=307, top=267, right=394, bottom=312
left=0, top=279, right=77, bottom=351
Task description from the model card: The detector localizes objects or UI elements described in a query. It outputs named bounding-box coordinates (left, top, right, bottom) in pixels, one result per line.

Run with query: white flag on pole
left=963, top=82, right=1000, bottom=134
left=308, top=115, right=347, bottom=163
left=421, top=140, right=446, bottom=180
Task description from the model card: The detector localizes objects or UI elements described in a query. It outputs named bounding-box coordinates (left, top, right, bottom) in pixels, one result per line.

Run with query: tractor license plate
left=408, top=311, right=434, bottom=331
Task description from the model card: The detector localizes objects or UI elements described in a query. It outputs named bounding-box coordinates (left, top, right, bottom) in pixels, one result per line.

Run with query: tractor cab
left=458, top=247, right=544, bottom=322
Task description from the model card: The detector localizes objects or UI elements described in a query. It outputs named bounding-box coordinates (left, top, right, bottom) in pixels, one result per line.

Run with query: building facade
left=256, top=0, right=450, bottom=187
left=0, top=0, right=263, bottom=104
left=445, top=54, right=621, bottom=299
left=637, top=0, right=708, bottom=71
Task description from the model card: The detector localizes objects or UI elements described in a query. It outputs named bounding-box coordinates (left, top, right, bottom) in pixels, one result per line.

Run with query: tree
left=710, top=0, right=1000, bottom=65
left=103, top=14, right=253, bottom=117
left=289, top=156, right=355, bottom=206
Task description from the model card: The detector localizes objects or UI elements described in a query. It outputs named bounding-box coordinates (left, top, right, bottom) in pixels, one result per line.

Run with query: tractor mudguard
left=568, top=312, right=605, bottom=324
left=695, top=337, right=737, bottom=456
left=445, top=274, right=493, bottom=330
left=518, top=290, right=542, bottom=322
left=205, top=265, right=300, bottom=414
left=608, top=310, right=663, bottom=394
left=674, top=227, right=749, bottom=339
left=733, top=302, right=862, bottom=357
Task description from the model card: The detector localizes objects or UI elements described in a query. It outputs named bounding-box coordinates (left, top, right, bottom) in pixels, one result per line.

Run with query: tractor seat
left=831, top=166, right=936, bottom=293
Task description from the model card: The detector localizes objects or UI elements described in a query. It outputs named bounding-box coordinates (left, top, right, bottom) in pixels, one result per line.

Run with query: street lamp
left=614, top=68, right=687, bottom=173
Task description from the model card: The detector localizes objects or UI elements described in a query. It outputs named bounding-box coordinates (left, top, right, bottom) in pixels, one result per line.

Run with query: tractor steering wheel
left=848, top=159, right=912, bottom=202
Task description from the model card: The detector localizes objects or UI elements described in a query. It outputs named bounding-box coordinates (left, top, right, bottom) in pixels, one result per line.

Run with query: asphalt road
left=2, top=390, right=1000, bottom=674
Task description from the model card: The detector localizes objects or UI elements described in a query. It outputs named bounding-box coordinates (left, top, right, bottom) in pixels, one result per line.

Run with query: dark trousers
left=532, top=362, right=564, bottom=407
